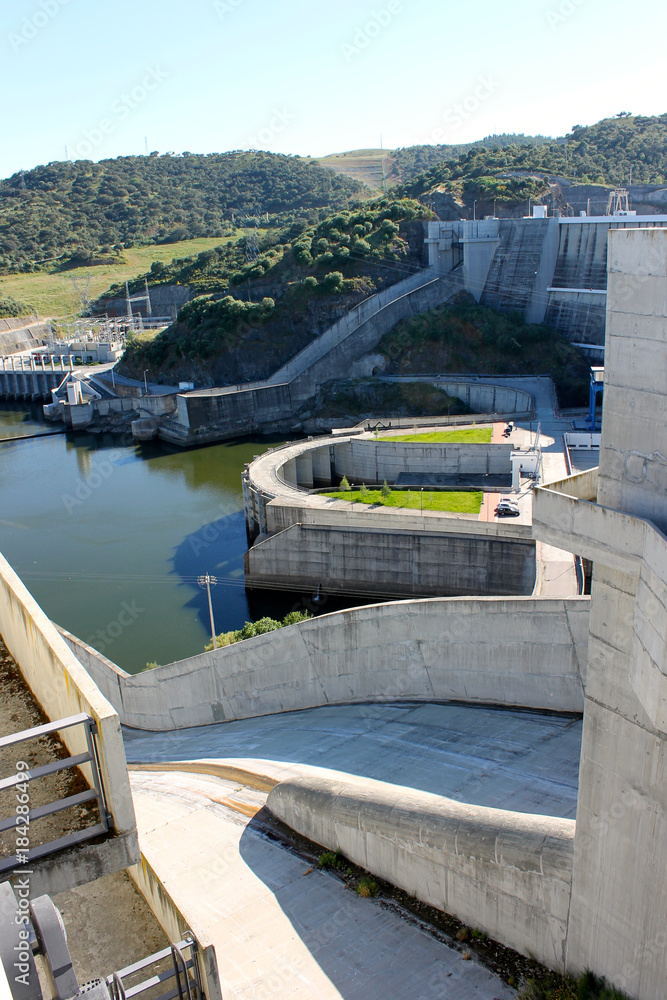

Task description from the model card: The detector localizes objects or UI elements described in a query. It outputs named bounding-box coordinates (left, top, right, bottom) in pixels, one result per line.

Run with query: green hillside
left=118, top=198, right=431, bottom=385
left=397, top=115, right=667, bottom=208
left=315, top=135, right=550, bottom=192
left=0, top=151, right=364, bottom=274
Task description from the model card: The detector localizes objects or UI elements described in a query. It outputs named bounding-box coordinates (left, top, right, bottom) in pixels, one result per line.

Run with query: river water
left=0, top=403, right=321, bottom=674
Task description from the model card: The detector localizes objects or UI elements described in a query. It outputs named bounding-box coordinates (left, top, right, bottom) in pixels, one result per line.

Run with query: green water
left=0, top=404, right=303, bottom=673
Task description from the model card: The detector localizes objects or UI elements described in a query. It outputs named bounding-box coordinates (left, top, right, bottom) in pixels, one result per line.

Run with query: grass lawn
left=382, top=427, right=493, bottom=444
left=0, top=231, right=260, bottom=319
left=323, top=488, right=483, bottom=514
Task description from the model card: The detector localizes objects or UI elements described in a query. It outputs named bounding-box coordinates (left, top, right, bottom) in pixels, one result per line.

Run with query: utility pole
left=198, top=574, right=218, bottom=647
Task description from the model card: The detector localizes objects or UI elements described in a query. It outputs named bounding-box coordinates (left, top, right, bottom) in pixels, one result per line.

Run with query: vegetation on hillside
left=118, top=199, right=431, bottom=383
left=298, top=378, right=471, bottom=420
left=378, top=303, right=590, bottom=407
left=0, top=151, right=364, bottom=274
left=0, top=237, right=252, bottom=318
left=398, top=115, right=667, bottom=209
left=0, top=295, right=34, bottom=318
left=388, top=134, right=551, bottom=184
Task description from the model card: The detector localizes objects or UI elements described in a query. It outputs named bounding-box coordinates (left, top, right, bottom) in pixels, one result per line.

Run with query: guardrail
left=108, top=937, right=203, bottom=1000
left=0, top=712, right=112, bottom=875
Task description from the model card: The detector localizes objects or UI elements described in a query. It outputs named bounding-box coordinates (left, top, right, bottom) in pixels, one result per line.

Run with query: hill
left=315, top=135, right=551, bottom=192
left=314, top=149, right=391, bottom=192
left=396, top=114, right=667, bottom=215
left=117, top=198, right=432, bottom=386
left=0, top=151, right=364, bottom=275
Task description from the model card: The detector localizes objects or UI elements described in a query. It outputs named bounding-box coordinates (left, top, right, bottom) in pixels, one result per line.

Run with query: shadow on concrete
left=124, top=702, right=582, bottom=818
left=235, top=809, right=500, bottom=1000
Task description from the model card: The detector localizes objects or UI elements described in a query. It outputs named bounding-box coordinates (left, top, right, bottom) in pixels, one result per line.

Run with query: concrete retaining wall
left=0, top=552, right=138, bottom=890
left=267, top=774, right=575, bottom=972
left=61, top=597, right=589, bottom=731
left=279, top=438, right=512, bottom=488
left=245, top=523, right=537, bottom=598
left=263, top=498, right=532, bottom=539
left=129, top=856, right=221, bottom=1000
left=161, top=382, right=293, bottom=445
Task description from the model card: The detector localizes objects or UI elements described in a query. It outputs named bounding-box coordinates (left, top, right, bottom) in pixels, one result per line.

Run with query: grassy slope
left=0, top=235, right=258, bottom=318
left=323, top=488, right=483, bottom=514
left=384, top=428, right=493, bottom=443
left=316, top=136, right=551, bottom=192
left=314, top=150, right=392, bottom=192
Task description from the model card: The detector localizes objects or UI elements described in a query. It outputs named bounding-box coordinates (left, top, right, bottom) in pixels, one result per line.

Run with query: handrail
left=0, top=713, right=113, bottom=876
left=108, top=938, right=202, bottom=1000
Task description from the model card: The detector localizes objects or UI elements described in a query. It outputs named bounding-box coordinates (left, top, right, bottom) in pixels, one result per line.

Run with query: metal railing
left=108, top=938, right=203, bottom=1000
left=0, top=712, right=112, bottom=874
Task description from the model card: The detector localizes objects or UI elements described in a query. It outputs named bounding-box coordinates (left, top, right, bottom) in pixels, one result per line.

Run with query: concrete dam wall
left=245, top=523, right=536, bottom=599
left=426, top=215, right=667, bottom=348
left=61, top=596, right=589, bottom=731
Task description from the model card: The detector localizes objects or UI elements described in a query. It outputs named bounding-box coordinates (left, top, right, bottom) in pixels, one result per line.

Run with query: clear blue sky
left=2, top=0, right=665, bottom=179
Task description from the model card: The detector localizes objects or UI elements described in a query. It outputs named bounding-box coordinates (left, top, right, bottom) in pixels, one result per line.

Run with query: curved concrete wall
left=267, top=774, right=575, bottom=972
left=61, top=596, right=589, bottom=731
left=278, top=437, right=513, bottom=489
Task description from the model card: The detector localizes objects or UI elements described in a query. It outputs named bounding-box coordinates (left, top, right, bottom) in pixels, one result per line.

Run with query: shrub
left=203, top=609, right=312, bottom=652
left=318, top=851, right=344, bottom=869
left=356, top=875, right=379, bottom=898
left=340, top=474, right=350, bottom=491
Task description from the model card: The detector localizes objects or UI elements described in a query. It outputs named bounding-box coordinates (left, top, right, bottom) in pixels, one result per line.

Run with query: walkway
left=123, top=703, right=582, bottom=998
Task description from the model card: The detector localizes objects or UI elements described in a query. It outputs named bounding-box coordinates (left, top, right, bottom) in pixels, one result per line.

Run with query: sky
left=1, top=0, right=665, bottom=179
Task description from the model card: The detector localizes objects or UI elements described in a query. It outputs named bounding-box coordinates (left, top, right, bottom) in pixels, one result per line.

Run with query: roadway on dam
left=124, top=701, right=582, bottom=999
